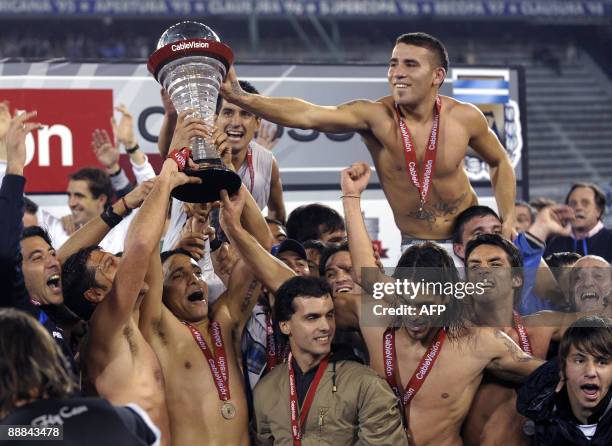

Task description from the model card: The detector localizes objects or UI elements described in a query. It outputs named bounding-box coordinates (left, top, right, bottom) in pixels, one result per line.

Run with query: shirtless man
left=339, top=162, right=541, bottom=446
left=221, top=32, right=517, bottom=243
left=61, top=158, right=199, bottom=445
left=462, top=234, right=607, bottom=446
left=138, top=177, right=271, bottom=445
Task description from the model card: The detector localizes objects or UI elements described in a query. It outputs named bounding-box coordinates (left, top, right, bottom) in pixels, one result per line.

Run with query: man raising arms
left=138, top=135, right=272, bottom=446
left=340, top=162, right=541, bottom=446
left=221, top=32, right=516, bottom=244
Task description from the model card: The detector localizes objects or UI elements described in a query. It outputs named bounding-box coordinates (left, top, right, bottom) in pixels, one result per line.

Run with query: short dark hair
left=303, top=239, right=326, bottom=255
left=515, top=200, right=535, bottom=223
left=395, top=32, right=449, bottom=72
left=465, top=234, right=524, bottom=308
left=545, top=252, right=582, bottom=268
left=286, top=203, right=345, bottom=243
left=452, top=206, right=500, bottom=244
left=319, top=241, right=349, bottom=277
left=69, top=167, right=113, bottom=204
left=565, top=183, right=606, bottom=219
left=265, top=217, right=285, bottom=228
left=21, top=225, right=53, bottom=248
left=274, top=276, right=332, bottom=329
left=61, top=246, right=101, bottom=321
left=0, top=308, right=76, bottom=418
left=23, top=196, right=39, bottom=215
left=559, top=316, right=612, bottom=376
left=160, top=248, right=196, bottom=265
left=216, top=80, right=260, bottom=114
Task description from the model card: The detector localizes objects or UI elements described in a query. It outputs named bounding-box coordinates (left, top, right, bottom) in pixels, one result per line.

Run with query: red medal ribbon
left=513, top=310, right=533, bottom=355
left=168, top=146, right=191, bottom=172
left=266, top=315, right=288, bottom=372
left=183, top=321, right=231, bottom=401
left=288, top=352, right=330, bottom=446
left=395, top=96, right=442, bottom=210
left=383, top=327, right=446, bottom=407
left=246, top=144, right=254, bottom=193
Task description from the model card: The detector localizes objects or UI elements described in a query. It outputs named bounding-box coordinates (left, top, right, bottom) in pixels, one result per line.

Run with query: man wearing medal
left=220, top=32, right=517, bottom=250
left=462, top=234, right=611, bottom=446
left=138, top=117, right=273, bottom=445
left=252, top=276, right=408, bottom=445
left=339, top=162, right=545, bottom=446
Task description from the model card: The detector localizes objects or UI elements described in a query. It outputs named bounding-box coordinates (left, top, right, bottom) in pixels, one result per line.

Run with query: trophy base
left=172, top=160, right=242, bottom=203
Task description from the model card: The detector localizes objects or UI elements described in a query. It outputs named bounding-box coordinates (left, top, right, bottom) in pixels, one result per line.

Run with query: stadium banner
left=0, top=1, right=610, bottom=18
left=0, top=61, right=524, bottom=266
left=0, top=61, right=526, bottom=197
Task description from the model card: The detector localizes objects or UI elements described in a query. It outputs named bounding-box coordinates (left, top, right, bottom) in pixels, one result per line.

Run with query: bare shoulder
left=443, top=96, right=484, bottom=123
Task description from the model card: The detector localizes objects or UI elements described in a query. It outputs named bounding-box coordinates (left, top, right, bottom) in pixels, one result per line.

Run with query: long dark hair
left=0, top=309, right=76, bottom=419
left=394, top=242, right=468, bottom=340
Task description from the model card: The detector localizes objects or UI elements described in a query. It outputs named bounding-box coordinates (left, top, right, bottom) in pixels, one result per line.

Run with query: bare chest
left=370, top=114, right=469, bottom=180
left=86, top=325, right=165, bottom=401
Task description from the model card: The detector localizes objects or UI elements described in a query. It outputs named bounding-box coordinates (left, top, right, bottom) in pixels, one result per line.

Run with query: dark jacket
left=0, top=397, right=158, bottom=446
left=544, top=226, right=612, bottom=263
left=0, top=175, right=74, bottom=366
left=517, top=358, right=612, bottom=445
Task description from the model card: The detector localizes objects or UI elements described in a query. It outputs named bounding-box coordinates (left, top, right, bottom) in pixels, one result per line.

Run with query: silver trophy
left=148, top=21, right=241, bottom=202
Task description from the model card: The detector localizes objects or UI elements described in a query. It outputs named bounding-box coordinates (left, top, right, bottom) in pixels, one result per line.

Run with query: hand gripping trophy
left=148, top=21, right=241, bottom=202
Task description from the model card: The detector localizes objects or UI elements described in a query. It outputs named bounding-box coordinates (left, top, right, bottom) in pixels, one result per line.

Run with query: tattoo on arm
left=240, top=280, right=258, bottom=315
left=231, top=81, right=247, bottom=97
left=494, top=329, right=532, bottom=363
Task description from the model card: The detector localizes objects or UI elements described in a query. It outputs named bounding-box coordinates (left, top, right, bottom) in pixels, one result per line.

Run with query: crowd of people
left=0, top=33, right=610, bottom=446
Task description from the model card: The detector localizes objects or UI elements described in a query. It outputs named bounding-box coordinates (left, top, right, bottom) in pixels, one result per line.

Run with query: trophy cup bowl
left=148, top=21, right=242, bottom=203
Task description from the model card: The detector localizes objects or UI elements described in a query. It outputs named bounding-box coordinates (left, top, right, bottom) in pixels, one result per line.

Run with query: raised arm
left=213, top=187, right=263, bottom=334
left=341, top=162, right=390, bottom=293
left=91, top=156, right=200, bottom=341
left=266, top=159, right=286, bottom=223
left=157, top=89, right=178, bottom=158
left=221, top=67, right=374, bottom=133
left=222, top=187, right=294, bottom=293
left=482, top=328, right=545, bottom=383
left=0, top=110, right=41, bottom=312
left=57, top=180, right=153, bottom=263
left=465, top=104, right=516, bottom=239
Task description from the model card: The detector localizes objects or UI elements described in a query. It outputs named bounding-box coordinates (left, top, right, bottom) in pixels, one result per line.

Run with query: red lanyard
left=288, top=353, right=329, bottom=446
left=395, top=96, right=442, bottom=212
left=513, top=311, right=533, bottom=355
left=383, top=327, right=446, bottom=407
left=266, top=315, right=288, bottom=372
left=246, top=145, right=254, bottom=193
left=184, top=321, right=231, bottom=401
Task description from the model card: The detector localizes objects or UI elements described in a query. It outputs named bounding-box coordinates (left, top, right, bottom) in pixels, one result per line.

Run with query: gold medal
left=221, top=401, right=236, bottom=420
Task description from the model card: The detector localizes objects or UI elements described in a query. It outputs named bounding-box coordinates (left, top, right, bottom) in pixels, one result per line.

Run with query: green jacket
left=253, top=359, right=409, bottom=445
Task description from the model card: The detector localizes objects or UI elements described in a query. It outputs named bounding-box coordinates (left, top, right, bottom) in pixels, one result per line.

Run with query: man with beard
left=462, top=234, right=608, bottom=446
left=221, top=32, right=517, bottom=244
left=138, top=182, right=271, bottom=446
left=61, top=127, right=204, bottom=444
left=340, top=162, right=544, bottom=446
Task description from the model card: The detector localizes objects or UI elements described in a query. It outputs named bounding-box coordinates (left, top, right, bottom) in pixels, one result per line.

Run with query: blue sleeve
left=0, top=175, right=36, bottom=316
left=514, top=233, right=554, bottom=314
